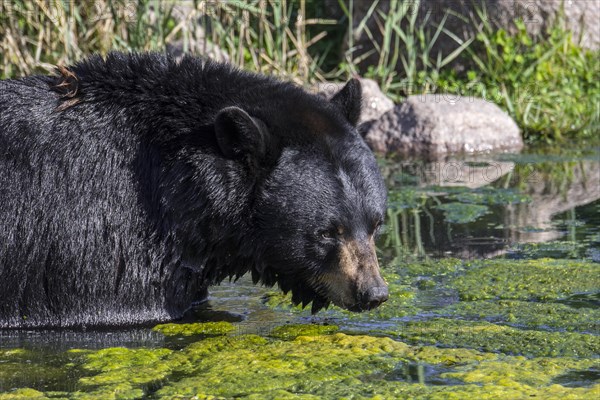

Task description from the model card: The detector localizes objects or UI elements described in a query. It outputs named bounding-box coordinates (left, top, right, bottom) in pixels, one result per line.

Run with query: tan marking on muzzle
left=339, top=238, right=381, bottom=286
left=318, top=237, right=384, bottom=305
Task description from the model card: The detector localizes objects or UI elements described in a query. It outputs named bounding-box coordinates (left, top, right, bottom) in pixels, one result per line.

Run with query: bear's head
left=213, top=79, right=388, bottom=313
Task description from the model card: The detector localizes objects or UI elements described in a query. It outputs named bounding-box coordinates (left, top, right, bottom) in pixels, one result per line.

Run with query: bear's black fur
left=0, top=52, right=387, bottom=329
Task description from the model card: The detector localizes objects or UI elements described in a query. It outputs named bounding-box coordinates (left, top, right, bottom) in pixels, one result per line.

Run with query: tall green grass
left=337, top=0, right=472, bottom=100
left=0, top=0, right=331, bottom=83
left=432, top=9, right=600, bottom=141
left=0, top=0, right=179, bottom=78
left=1, top=0, right=597, bottom=141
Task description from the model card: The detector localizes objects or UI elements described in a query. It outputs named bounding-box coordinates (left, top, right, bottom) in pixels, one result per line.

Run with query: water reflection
left=379, top=149, right=600, bottom=260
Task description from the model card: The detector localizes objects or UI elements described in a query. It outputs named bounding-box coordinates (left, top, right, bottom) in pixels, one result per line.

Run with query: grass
left=0, top=0, right=179, bottom=77
left=0, top=0, right=331, bottom=84
left=0, top=0, right=598, bottom=141
left=337, top=0, right=473, bottom=99
left=429, top=7, right=600, bottom=142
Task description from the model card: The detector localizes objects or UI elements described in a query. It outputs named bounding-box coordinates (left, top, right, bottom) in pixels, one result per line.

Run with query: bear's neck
left=154, top=143, right=260, bottom=283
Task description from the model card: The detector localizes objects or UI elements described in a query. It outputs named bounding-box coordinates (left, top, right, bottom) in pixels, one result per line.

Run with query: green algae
left=450, top=189, right=531, bottom=205
left=438, top=299, right=600, bottom=333
left=400, top=258, right=464, bottom=278
left=60, top=347, right=182, bottom=400
left=382, top=318, right=600, bottom=358
left=76, top=347, right=174, bottom=386
left=156, top=333, right=410, bottom=398
left=452, top=258, right=600, bottom=301
left=58, top=344, right=190, bottom=399
left=269, top=324, right=339, bottom=339
left=0, top=389, right=51, bottom=400
left=3, top=255, right=600, bottom=399
left=154, top=332, right=599, bottom=399
left=2, top=331, right=599, bottom=399
left=0, top=349, right=80, bottom=397
left=264, top=257, right=599, bottom=324
left=152, top=321, right=235, bottom=337
left=443, top=357, right=599, bottom=387
left=435, top=202, right=489, bottom=224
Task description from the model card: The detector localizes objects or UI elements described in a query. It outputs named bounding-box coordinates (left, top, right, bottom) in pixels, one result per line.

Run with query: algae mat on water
left=1, top=326, right=599, bottom=399
left=451, top=258, right=600, bottom=301
left=1, top=257, right=599, bottom=399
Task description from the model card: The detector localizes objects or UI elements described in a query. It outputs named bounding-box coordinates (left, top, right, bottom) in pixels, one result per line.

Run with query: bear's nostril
left=363, top=286, right=389, bottom=309
left=367, top=299, right=381, bottom=309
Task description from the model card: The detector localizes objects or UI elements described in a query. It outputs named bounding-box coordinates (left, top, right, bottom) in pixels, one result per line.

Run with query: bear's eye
left=321, top=231, right=333, bottom=240
left=320, top=226, right=344, bottom=241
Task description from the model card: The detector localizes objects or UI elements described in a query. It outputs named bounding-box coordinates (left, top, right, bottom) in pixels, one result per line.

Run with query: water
left=1, top=144, right=599, bottom=397
left=378, top=147, right=600, bottom=260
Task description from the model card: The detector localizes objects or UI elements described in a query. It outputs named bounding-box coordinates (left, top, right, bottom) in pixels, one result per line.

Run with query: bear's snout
left=317, top=237, right=389, bottom=312
left=360, top=285, right=389, bottom=310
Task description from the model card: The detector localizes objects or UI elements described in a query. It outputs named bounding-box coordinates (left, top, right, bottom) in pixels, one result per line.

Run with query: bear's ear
left=214, top=106, right=268, bottom=162
left=331, top=78, right=362, bottom=126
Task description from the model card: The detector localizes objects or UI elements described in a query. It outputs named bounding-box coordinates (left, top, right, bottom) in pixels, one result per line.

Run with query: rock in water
left=364, top=94, right=523, bottom=156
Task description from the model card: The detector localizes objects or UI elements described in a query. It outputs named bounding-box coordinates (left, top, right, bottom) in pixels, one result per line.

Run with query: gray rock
left=364, top=94, right=523, bottom=156
left=314, top=78, right=394, bottom=124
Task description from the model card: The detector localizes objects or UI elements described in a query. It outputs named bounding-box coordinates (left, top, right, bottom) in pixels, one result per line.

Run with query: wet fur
left=0, top=52, right=386, bottom=328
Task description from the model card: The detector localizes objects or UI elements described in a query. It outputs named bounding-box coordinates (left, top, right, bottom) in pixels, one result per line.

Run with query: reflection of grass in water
left=508, top=240, right=588, bottom=260
left=450, top=189, right=531, bottom=205
left=382, top=149, right=600, bottom=259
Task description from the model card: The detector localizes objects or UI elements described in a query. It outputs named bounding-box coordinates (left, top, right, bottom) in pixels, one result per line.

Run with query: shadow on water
left=551, top=368, right=600, bottom=388
left=556, top=292, right=600, bottom=309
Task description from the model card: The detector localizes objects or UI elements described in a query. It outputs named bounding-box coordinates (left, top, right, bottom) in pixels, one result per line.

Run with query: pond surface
left=1, top=144, right=599, bottom=399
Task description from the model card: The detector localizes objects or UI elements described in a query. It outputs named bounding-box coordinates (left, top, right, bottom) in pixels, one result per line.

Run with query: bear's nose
left=362, top=286, right=389, bottom=310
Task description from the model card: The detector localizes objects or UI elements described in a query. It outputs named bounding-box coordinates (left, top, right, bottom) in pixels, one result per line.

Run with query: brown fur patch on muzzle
left=318, top=237, right=387, bottom=309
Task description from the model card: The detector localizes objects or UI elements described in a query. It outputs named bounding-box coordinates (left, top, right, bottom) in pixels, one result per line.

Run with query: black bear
left=0, top=52, right=388, bottom=328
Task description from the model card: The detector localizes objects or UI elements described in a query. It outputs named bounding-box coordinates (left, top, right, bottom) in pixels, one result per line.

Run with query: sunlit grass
left=1, top=0, right=597, bottom=140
